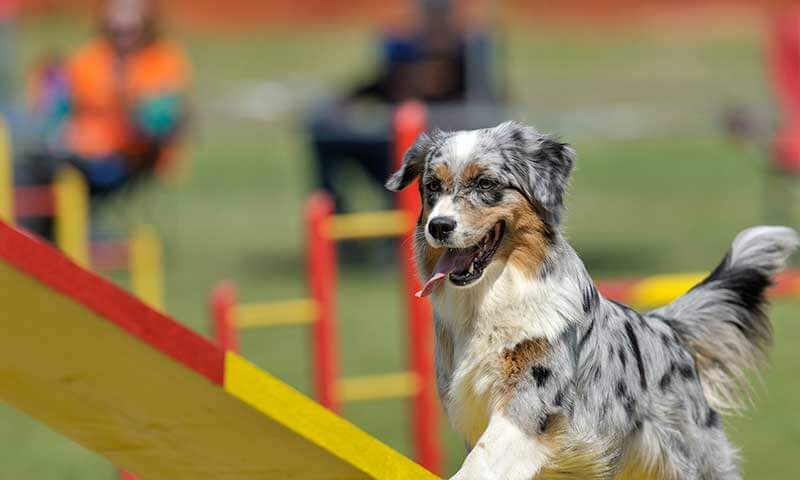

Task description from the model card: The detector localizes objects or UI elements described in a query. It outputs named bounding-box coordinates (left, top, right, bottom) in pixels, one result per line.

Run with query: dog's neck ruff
left=431, top=241, right=587, bottom=343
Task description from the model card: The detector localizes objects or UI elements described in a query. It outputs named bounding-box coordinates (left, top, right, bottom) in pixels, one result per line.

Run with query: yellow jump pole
left=130, top=224, right=165, bottom=311
left=54, top=168, right=89, bottom=267
left=0, top=116, right=12, bottom=223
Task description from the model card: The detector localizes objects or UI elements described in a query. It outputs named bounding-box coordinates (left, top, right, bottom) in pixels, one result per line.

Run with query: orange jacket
left=64, top=38, right=190, bottom=159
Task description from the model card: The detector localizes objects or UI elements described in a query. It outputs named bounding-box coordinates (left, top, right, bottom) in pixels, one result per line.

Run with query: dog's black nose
left=428, top=217, right=457, bottom=241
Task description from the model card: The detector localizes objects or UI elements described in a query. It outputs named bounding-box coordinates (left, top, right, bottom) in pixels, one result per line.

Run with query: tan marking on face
left=460, top=162, right=486, bottom=186
left=431, top=163, right=454, bottom=188
left=499, top=191, right=550, bottom=278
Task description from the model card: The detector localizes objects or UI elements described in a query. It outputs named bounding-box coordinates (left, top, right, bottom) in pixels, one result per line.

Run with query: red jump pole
left=394, top=101, right=441, bottom=474
left=306, top=192, right=340, bottom=412
left=210, top=281, right=239, bottom=353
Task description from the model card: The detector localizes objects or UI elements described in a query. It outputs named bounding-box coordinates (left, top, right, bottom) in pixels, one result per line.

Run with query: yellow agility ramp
left=0, top=220, right=438, bottom=480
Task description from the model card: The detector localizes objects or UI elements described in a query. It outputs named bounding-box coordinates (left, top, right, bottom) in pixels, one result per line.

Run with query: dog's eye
left=477, top=178, right=497, bottom=190
left=426, top=179, right=442, bottom=192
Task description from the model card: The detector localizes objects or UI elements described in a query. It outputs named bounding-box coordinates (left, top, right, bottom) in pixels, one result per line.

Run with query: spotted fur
left=386, top=121, right=799, bottom=480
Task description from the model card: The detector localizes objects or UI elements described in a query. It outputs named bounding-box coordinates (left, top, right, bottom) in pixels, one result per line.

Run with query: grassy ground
left=1, top=14, right=799, bottom=479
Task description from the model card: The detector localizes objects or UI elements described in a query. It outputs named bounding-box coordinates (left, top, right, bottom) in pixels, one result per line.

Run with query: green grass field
left=1, top=15, right=798, bottom=479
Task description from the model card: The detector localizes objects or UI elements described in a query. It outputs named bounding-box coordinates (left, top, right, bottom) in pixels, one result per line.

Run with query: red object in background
left=305, top=192, right=340, bottom=412
left=773, top=126, right=800, bottom=173
left=393, top=101, right=441, bottom=475
left=13, top=185, right=55, bottom=218
left=769, top=9, right=800, bottom=174
left=211, top=281, right=240, bottom=353
left=119, top=471, right=136, bottom=480
left=0, top=0, right=15, bottom=20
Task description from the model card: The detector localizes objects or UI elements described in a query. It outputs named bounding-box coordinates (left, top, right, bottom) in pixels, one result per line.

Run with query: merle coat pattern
left=386, top=121, right=799, bottom=480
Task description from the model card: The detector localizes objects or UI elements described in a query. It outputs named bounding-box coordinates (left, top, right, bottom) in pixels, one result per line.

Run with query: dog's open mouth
left=416, top=222, right=505, bottom=298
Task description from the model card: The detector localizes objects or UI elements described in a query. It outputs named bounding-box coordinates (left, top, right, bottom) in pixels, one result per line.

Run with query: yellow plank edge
left=130, top=225, right=165, bottom=311
left=224, top=353, right=439, bottom=479
left=53, top=168, right=89, bottom=267
left=337, top=372, right=421, bottom=403
left=0, top=116, right=12, bottom=223
left=235, top=298, right=317, bottom=328
left=630, top=272, right=706, bottom=309
left=325, top=210, right=413, bottom=240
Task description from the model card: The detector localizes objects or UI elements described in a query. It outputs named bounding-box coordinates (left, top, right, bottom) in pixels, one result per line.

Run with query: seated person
left=25, top=0, right=190, bottom=199
left=308, top=0, right=498, bottom=213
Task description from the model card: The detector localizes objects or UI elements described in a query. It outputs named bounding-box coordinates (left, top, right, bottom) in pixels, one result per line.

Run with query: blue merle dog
left=385, top=121, right=799, bottom=479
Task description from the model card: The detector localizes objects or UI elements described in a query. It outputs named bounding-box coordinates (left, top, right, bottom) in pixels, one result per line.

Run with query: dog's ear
left=385, top=131, right=436, bottom=192
left=496, top=121, right=575, bottom=225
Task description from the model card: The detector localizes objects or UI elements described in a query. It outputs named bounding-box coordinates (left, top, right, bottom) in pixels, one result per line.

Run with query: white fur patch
left=729, top=225, right=799, bottom=272
left=448, top=130, right=480, bottom=171
left=451, top=413, right=550, bottom=480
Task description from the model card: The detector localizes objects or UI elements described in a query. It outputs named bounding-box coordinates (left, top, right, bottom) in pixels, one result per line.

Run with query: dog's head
left=386, top=121, right=575, bottom=296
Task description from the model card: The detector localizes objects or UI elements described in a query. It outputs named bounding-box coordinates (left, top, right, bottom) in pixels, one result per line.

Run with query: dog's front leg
left=450, top=412, right=551, bottom=480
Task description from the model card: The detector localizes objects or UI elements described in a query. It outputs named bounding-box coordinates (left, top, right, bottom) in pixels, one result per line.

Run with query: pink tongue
left=416, top=249, right=475, bottom=298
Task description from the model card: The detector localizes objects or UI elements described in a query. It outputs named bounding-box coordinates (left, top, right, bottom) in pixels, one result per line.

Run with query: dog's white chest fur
left=447, top=331, right=498, bottom=444
left=433, top=264, right=580, bottom=446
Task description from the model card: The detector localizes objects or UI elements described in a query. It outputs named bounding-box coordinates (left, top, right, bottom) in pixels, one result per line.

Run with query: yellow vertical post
left=0, top=116, right=12, bottom=223
left=130, top=224, right=165, bottom=311
left=54, top=168, right=89, bottom=267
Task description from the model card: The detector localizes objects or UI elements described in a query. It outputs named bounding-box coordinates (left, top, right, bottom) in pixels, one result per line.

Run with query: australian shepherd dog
left=386, top=121, right=798, bottom=479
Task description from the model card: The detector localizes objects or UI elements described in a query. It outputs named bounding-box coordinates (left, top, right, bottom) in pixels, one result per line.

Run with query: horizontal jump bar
left=337, top=371, right=420, bottom=403
left=325, top=210, right=414, bottom=241
left=235, top=299, right=317, bottom=328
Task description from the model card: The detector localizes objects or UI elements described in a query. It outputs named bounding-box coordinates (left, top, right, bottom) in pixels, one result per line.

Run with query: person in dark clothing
left=308, top=0, right=492, bottom=214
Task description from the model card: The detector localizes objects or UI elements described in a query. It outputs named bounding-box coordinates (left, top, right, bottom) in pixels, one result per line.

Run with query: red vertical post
left=211, top=281, right=239, bottom=353
left=394, top=101, right=441, bottom=474
left=306, top=192, right=340, bottom=412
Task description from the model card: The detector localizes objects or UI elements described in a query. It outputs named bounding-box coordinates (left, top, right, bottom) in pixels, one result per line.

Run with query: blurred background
left=1, top=0, right=799, bottom=478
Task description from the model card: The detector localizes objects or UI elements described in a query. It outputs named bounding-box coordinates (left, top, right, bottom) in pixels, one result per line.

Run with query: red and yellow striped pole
left=394, top=101, right=441, bottom=474
left=306, top=192, right=340, bottom=412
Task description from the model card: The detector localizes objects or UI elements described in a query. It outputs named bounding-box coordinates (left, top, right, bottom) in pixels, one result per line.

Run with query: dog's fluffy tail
left=649, top=226, right=799, bottom=413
